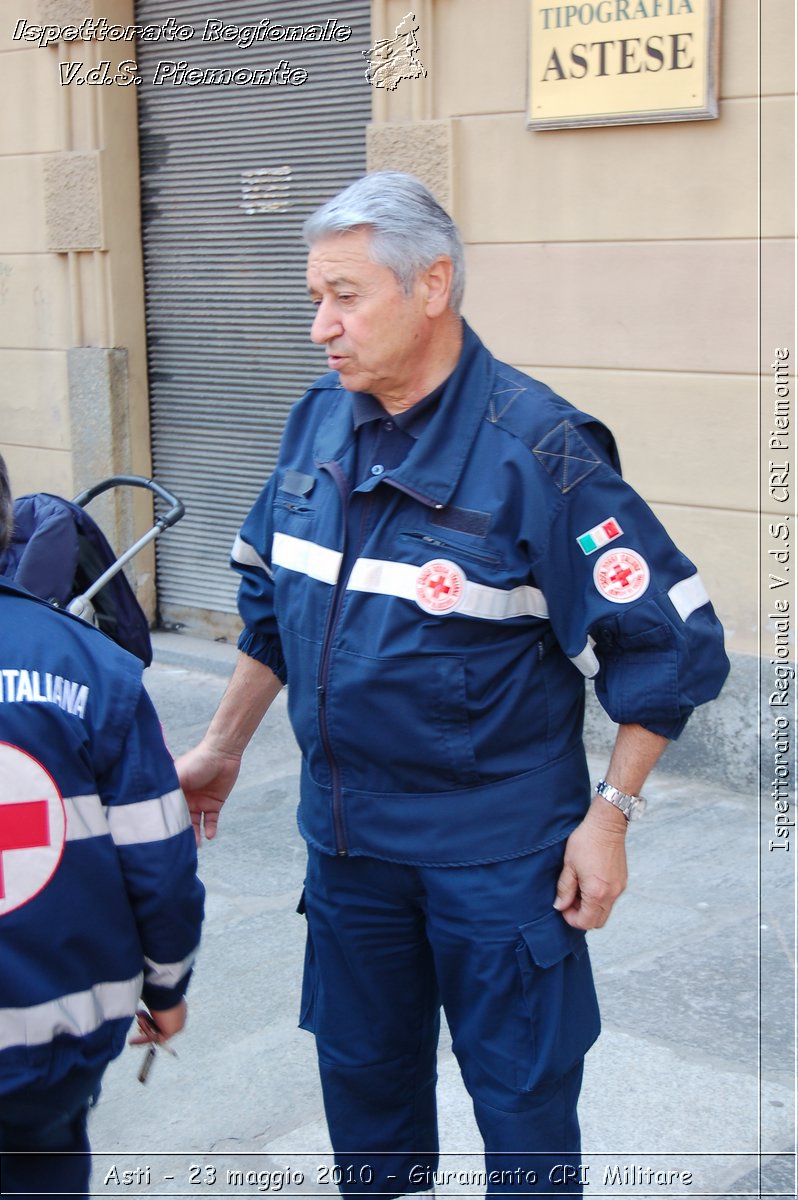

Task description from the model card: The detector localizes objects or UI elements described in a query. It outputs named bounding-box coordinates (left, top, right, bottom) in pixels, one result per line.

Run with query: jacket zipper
left=316, top=460, right=352, bottom=855
left=315, top=473, right=443, bottom=854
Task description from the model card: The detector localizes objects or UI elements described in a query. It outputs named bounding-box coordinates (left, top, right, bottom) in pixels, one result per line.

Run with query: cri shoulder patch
left=593, top=548, right=650, bottom=604
left=533, top=421, right=602, bottom=493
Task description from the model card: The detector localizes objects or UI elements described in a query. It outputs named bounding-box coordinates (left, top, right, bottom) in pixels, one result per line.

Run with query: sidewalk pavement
left=87, top=632, right=795, bottom=1199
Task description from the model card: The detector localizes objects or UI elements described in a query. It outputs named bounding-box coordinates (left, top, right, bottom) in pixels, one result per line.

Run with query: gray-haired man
left=178, top=172, right=728, bottom=1196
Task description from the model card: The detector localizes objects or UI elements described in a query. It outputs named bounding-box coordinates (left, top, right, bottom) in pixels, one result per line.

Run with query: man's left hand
left=553, top=797, right=629, bottom=930
left=129, top=999, right=188, bottom=1045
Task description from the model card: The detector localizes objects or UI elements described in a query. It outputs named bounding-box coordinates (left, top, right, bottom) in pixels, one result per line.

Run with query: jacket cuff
left=141, top=972, right=192, bottom=1014
left=639, top=712, right=692, bottom=740
left=237, top=628, right=288, bottom=683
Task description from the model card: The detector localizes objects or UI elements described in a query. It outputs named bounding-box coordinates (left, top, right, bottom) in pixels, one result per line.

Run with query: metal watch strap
left=595, top=778, right=646, bottom=822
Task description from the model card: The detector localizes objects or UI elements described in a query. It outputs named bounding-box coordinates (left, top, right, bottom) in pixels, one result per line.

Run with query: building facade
left=0, top=0, right=794, bottom=781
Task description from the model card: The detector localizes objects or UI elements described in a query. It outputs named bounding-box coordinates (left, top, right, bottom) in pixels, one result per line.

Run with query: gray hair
left=303, top=171, right=465, bottom=313
left=0, top=453, right=12, bottom=554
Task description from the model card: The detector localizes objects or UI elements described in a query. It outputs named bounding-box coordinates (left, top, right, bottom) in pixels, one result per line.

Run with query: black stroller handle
left=73, top=475, right=185, bottom=531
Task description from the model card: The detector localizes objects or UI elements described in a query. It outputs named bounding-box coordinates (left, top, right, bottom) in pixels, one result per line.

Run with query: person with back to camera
left=0, top=453, right=204, bottom=1198
left=177, top=172, right=729, bottom=1196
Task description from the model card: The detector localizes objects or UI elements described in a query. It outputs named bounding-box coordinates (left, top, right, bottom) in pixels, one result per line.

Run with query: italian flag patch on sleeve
left=577, top=517, right=623, bottom=555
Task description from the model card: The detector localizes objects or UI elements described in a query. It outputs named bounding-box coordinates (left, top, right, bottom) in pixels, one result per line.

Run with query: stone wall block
left=43, top=152, right=103, bottom=252
left=366, top=119, right=453, bottom=212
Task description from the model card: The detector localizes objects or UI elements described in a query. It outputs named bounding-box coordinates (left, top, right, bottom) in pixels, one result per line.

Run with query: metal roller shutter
left=135, top=0, right=371, bottom=631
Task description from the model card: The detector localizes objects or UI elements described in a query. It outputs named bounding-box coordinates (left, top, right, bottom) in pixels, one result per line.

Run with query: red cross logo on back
left=0, top=801, right=50, bottom=899
left=0, top=743, right=66, bottom=916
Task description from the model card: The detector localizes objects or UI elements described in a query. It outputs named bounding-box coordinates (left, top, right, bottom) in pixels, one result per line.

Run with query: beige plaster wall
left=0, top=0, right=154, bottom=611
left=1, top=0, right=792, bottom=652
left=367, top=0, right=795, bottom=657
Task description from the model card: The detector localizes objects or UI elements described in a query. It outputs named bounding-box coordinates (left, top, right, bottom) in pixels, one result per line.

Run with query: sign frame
left=527, top=0, right=721, bottom=131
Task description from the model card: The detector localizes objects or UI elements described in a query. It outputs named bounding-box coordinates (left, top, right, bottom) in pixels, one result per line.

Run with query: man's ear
left=422, top=256, right=454, bottom=317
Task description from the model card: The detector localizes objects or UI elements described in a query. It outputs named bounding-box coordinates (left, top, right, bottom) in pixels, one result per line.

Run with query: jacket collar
left=0, top=574, right=30, bottom=598
left=313, top=321, right=495, bottom=509
left=0, top=574, right=49, bottom=605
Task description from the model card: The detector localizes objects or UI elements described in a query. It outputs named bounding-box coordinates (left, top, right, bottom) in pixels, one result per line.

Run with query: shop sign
left=528, top=0, right=720, bottom=129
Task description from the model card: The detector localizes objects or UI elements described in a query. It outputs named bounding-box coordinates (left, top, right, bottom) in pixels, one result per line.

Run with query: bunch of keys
left=135, top=1010, right=178, bottom=1084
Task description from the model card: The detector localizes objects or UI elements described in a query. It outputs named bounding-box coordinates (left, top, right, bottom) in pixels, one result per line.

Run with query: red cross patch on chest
left=415, top=559, right=466, bottom=615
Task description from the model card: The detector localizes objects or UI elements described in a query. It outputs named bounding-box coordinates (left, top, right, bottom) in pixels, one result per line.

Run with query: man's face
left=306, top=228, right=432, bottom=410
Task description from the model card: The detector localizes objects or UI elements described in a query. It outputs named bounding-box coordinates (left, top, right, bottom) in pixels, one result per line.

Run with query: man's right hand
left=176, top=742, right=242, bottom=844
left=174, top=652, right=285, bottom=845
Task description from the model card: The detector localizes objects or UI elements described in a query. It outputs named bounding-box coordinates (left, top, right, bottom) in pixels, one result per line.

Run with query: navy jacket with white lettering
left=0, top=578, right=204, bottom=1095
left=233, top=323, right=729, bottom=865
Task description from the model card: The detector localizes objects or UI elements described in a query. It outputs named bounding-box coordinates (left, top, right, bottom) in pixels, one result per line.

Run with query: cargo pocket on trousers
left=296, top=889, right=317, bottom=1034
left=515, top=909, right=601, bottom=1093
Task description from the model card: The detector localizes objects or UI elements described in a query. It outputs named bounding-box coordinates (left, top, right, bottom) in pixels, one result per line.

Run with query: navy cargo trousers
left=299, top=839, right=600, bottom=1197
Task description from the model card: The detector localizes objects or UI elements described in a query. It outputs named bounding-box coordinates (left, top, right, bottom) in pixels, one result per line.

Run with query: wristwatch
left=595, top=778, right=646, bottom=822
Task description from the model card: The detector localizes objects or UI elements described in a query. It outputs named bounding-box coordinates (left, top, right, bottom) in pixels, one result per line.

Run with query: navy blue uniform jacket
left=0, top=579, right=204, bottom=1095
left=232, top=323, right=729, bottom=866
